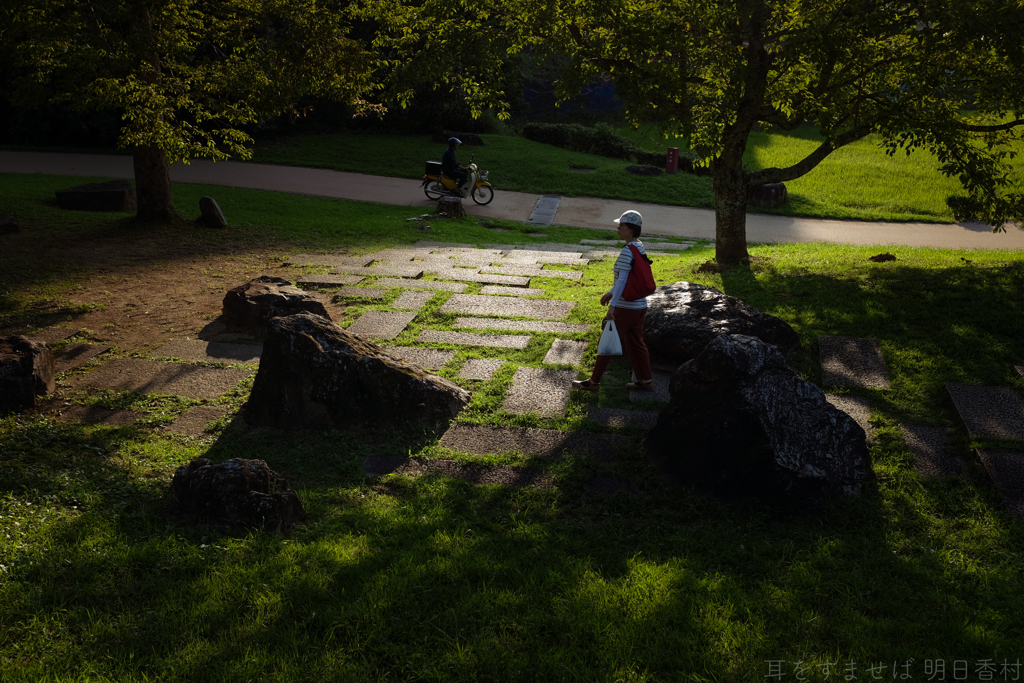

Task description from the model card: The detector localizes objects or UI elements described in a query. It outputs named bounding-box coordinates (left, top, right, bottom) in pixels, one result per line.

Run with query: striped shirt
left=607, top=241, right=649, bottom=310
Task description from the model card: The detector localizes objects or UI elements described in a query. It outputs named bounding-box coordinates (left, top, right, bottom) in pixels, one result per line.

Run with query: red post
left=666, top=147, right=679, bottom=174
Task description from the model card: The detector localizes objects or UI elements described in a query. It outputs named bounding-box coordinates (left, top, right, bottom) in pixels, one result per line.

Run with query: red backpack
left=621, top=244, right=656, bottom=301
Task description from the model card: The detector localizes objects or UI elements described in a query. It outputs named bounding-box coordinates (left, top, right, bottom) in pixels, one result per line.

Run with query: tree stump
left=437, top=196, right=466, bottom=218
left=747, top=182, right=788, bottom=208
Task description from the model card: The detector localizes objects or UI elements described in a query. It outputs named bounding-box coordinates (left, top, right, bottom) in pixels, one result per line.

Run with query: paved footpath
left=3, top=150, right=1023, bottom=250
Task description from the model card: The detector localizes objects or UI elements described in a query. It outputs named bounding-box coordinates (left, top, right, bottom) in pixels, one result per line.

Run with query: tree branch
left=958, top=119, right=1024, bottom=132
left=748, top=125, right=871, bottom=185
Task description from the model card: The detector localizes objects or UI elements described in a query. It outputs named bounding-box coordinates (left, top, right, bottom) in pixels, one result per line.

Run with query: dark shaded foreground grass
left=2, top=175, right=1024, bottom=682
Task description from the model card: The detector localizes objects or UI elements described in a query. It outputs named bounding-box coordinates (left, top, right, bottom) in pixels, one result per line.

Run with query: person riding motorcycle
left=441, top=137, right=469, bottom=195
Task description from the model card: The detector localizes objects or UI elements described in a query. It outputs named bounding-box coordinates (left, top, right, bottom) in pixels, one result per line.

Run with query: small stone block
left=586, top=407, right=660, bottom=429
left=458, top=358, right=505, bottom=380
left=361, top=455, right=409, bottom=477
left=455, top=318, right=591, bottom=334
left=152, top=339, right=262, bottom=364
left=903, top=424, right=962, bottom=477
left=392, top=290, right=435, bottom=310
left=440, top=424, right=626, bottom=459
left=374, top=278, right=467, bottom=292
left=347, top=311, right=417, bottom=340
left=418, top=330, right=530, bottom=349
left=54, top=343, right=111, bottom=374
left=479, top=286, right=545, bottom=297
left=382, top=346, right=456, bottom=370
left=975, top=449, right=1024, bottom=520
left=503, top=367, right=576, bottom=417
left=441, top=294, right=576, bottom=320
left=295, top=274, right=364, bottom=287
left=543, top=339, right=588, bottom=366
left=630, top=369, right=673, bottom=403
left=946, top=383, right=1024, bottom=441
left=74, top=358, right=251, bottom=399
left=395, top=459, right=553, bottom=488
left=819, top=336, right=891, bottom=389
left=826, top=394, right=875, bottom=439
left=166, top=405, right=229, bottom=436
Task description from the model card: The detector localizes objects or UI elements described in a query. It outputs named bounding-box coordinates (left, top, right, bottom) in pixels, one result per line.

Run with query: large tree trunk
left=712, top=161, right=751, bottom=267
left=133, top=144, right=177, bottom=222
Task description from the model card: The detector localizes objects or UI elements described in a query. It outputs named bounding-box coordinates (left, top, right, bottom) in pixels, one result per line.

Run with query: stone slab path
left=586, top=408, right=660, bottom=429
left=543, top=339, right=588, bottom=366
left=975, top=449, right=1024, bottom=520
left=375, top=278, right=467, bottom=292
left=295, top=274, right=364, bottom=287
left=503, top=367, right=576, bottom=417
left=902, top=424, right=962, bottom=477
left=481, top=265, right=583, bottom=280
left=285, top=253, right=373, bottom=267
left=392, top=290, right=435, bottom=310
left=54, top=343, right=111, bottom=374
left=455, top=318, right=590, bottom=334
left=55, top=404, right=139, bottom=427
left=441, top=294, right=575, bottom=320
left=440, top=424, right=627, bottom=459
left=826, top=394, right=875, bottom=439
left=331, top=264, right=425, bottom=278
left=333, top=287, right=386, bottom=299
left=165, top=406, right=229, bottom=436
left=630, top=369, right=673, bottom=403
left=395, top=459, right=553, bottom=488
left=458, top=358, right=505, bottom=380
left=946, top=383, right=1024, bottom=441
left=153, top=339, right=262, bottom=364
left=479, top=286, right=545, bottom=297
left=819, top=336, right=891, bottom=389
left=74, top=358, right=251, bottom=399
left=347, top=311, right=417, bottom=340
left=418, top=330, right=531, bottom=349
left=383, top=346, right=455, bottom=370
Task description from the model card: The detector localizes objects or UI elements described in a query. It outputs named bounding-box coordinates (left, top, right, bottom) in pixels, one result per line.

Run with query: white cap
left=614, top=210, right=643, bottom=227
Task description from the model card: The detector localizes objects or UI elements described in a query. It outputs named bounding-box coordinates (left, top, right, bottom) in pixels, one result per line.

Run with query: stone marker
left=55, top=180, right=136, bottom=212
left=245, top=312, right=469, bottom=428
left=382, top=347, right=456, bottom=370
left=975, top=449, right=1024, bottom=520
left=458, top=358, right=505, bottom=380
left=645, top=282, right=800, bottom=368
left=75, top=358, right=251, bottom=399
left=53, top=343, right=111, bottom=373
left=166, top=406, right=229, bottom=436
left=903, top=424, right=961, bottom=477
left=543, top=339, right=588, bottom=366
left=630, top=368, right=672, bottom=403
left=392, top=290, right=435, bottom=310
left=153, top=339, right=262, bottom=364
left=418, top=330, right=531, bottom=349
left=347, top=311, right=417, bottom=340
left=441, top=294, right=575, bottom=320
left=819, top=336, right=891, bottom=389
left=198, top=196, right=227, bottom=228
left=0, top=336, right=55, bottom=414
left=946, top=383, right=1024, bottom=441
left=479, top=286, right=545, bottom=297
left=375, top=278, right=467, bottom=292
left=455, top=318, right=590, bottom=334
left=502, top=367, right=576, bottom=417
left=222, top=275, right=330, bottom=330
left=333, top=287, right=386, bottom=299
left=437, top=196, right=465, bottom=218
left=294, top=274, right=364, bottom=287
left=440, top=423, right=627, bottom=459
left=172, top=458, right=304, bottom=530
left=395, top=458, right=553, bottom=488
left=586, top=407, right=660, bottom=429
left=645, top=335, right=870, bottom=502
left=56, top=405, right=138, bottom=427
left=481, top=265, right=583, bottom=280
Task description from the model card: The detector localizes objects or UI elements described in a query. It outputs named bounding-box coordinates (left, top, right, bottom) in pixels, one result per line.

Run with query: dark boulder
left=198, top=196, right=227, bottom=228
left=171, top=457, right=304, bottom=530
left=222, top=276, right=329, bottom=330
left=644, top=281, right=800, bottom=368
left=645, top=335, right=870, bottom=503
left=747, top=182, right=788, bottom=208
left=55, top=180, right=137, bottom=212
left=245, top=312, right=471, bottom=429
left=0, top=336, right=55, bottom=414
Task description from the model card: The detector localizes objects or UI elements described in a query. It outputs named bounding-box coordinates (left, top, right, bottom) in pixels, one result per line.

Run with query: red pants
left=591, top=307, right=652, bottom=384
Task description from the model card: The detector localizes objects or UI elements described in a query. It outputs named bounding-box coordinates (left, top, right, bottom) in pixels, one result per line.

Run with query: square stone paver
left=441, top=294, right=575, bottom=320
left=975, top=449, right=1024, bottom=520
left=903, top=424, right=962, bottom=477
left=497, top=251, right=587, bottom=265
left=375, top=278, right=467, bottom=292
left=346, top=311, right=417, bottom=340
left=458, top=358, right=505, bottom=380
left=819, top=336, right=891, bottom=389
left=481, top=265, right=583, bottom=281
left=455, top=318, right=591, bottom=334
left=74, top=358, right=251, bottom=399
left=418, top=330, right=530, bottom=349
left=502, top=367, right=576, bottom=417
left=395, top=459, right=553, bottom=489
left=440, top=424, right=626, bottom=459
left=333, top=287, right=386, bottom=299
left=583, top=250, right=623, bottom=260
left=415, top=241, right=477, bottom=249
left=295, top=274, right=364, bottom=287
left=331, top=265, right=425, bottom=278
left=580, top=239, right=620, bottom=247
left=433, top=270, right=532, bottom=286
left=479, top=286, right=545, bottom=297
left=543, top=339, right=588, bottom=366
left=586, top=407, right=660, bottom=429
left=152, top=339, right=262, bottom=364
left=946, top=383, right=1024, bottom=441
left=54, top=343, right=111, bottom=373
left=630, top=369, right=672, bottom=403
left=166, top=406, right=229, bottom=436
left=826, top=394, right=874, bottom=439
left=392, top=290, right=435, bottom=310
left=382, top=346, right=456, bottom=370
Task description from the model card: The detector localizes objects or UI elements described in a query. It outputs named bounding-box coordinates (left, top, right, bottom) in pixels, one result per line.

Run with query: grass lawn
left=2, top=174, right=1024, bottom=682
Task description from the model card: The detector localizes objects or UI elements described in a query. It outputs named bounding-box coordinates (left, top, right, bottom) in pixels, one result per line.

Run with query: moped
left=422, top=155, right=495, bottom=205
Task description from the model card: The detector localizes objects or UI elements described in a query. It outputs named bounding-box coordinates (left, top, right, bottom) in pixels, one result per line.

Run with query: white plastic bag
left=597, top=320, right=623, bottom=355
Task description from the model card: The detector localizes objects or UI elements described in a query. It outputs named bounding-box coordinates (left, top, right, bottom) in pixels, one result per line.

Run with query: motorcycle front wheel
left=472, top=183, right=494, bottom=206
left=424, top=180, right=447, bottom=200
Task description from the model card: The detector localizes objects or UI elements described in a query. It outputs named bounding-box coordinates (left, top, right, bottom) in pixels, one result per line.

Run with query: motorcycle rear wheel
left=424, top=180, right=446, bottom=200
left=472, top=184, right=495, bottom=206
